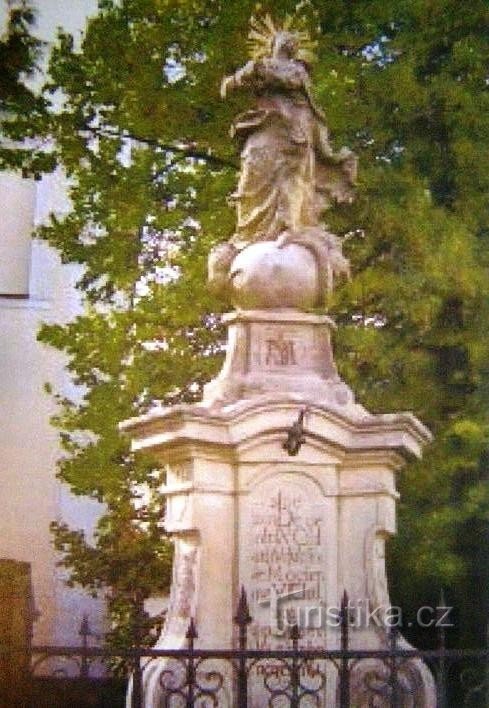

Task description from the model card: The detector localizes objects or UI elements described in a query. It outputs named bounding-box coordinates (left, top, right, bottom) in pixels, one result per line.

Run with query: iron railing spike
left=234, top=586, right=252, bottom=626
left=290, top=623, right=300, bottom=642
left=79, top=613, right=90, bottom=637
left=389, top=623, right=399, bottom=647
left=185, top=616, right=198, bottom=641
left=339, top=589, right=350, bottom=707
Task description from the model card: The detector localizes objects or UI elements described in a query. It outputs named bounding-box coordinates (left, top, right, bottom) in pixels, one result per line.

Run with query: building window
left=0, top=172, right=36, bottom=297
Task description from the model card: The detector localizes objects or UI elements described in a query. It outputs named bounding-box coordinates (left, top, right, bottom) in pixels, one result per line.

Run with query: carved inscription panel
left=241, top=475, right=327, bottom=650
left=249, top=324, right=314, bottom=371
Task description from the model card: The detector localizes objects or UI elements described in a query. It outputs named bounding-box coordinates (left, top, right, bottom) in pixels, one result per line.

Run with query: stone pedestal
left=203, top=310, right=355, bottom=408
left=121, top=309, right=436, bottom=706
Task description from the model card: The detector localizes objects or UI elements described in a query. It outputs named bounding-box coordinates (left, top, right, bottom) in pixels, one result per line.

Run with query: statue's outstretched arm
left=303, top=78, right=327, bottom=123
left=304, top=82, right=357, bottom=172
left=316, top=120, right=357, bottom=174
left=220, top=61, right=257, bottom=98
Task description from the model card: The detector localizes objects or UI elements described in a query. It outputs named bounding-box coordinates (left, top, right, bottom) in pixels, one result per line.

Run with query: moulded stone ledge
left=120, top=395, right=432, bottom=462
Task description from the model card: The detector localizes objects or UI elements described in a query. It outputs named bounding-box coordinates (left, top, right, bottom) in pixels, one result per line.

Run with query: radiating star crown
left=247, top=13, right=317, bottom=64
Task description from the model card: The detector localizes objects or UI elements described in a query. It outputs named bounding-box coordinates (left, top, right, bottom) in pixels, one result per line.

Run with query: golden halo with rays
left=247, top=13, right=317, bottom=65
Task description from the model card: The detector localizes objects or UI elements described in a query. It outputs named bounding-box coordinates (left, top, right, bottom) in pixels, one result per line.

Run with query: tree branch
left=82, top=124, right=238, bottom=170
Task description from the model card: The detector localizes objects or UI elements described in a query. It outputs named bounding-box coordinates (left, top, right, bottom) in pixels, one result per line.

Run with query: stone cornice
left=223, top=308, right=336, bottom=327
left=120, top=395, right=432, bottom=462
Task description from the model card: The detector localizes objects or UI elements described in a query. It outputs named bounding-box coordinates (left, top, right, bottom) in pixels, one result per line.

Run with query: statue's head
left=248, top=14, right=317, bottom=66
left=271, top=31, right=299, bottom=60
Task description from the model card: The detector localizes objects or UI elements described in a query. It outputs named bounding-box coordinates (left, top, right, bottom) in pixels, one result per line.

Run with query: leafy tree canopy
left=0, top=1, right=53, bottom=174
left=1, top=1, right=40, bottom=108
left=3, top=0, right=488, bottom=648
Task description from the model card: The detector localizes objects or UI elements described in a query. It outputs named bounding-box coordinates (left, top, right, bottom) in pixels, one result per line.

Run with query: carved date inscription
left=244, top=482, right=326, bottom=650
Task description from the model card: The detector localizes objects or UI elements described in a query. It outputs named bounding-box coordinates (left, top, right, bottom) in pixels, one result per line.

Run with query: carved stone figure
left=209, top=15, right=357, bottom=308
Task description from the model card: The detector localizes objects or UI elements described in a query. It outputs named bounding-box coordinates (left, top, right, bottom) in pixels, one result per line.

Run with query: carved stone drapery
left=209, top=17, right=357, bottom=309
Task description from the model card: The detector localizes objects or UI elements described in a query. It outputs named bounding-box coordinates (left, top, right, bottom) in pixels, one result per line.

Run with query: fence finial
left=289, top=623, right=300, bottom=646
left=79, top=613, right=90, bottom=638
left=186, top=617, right=198, bottom=641
left=234, top=586, right=252, bottom=626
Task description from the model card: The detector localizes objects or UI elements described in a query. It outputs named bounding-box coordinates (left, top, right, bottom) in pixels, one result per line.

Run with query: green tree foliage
left=4, top=0, right=488, bottom=648
left=0, top=1, right=40, bottom=109
left=0, top=1, right=54, bottom=175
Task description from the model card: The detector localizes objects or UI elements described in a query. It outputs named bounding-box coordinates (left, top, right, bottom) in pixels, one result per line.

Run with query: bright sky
left=1, top=0, right=98, bottom=89
left=1, top=0, right=98, bottom=42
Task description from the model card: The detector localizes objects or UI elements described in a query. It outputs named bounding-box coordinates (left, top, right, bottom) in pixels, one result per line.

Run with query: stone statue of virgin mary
left=210, top=15, right=357, bottom=309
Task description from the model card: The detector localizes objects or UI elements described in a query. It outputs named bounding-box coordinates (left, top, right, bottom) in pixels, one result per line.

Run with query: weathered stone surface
left=230, top=241, right=319, bottom=310
left=220, top=31, right=356, bottom=247
left=203, top=309, right=360, bottom=410
left=208, top=16, right=356, bottom=310
left=121, top=397, right=435, bottom=706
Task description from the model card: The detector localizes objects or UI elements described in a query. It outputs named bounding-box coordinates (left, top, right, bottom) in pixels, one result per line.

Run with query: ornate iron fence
left=1, top=590, right=488, bottom=707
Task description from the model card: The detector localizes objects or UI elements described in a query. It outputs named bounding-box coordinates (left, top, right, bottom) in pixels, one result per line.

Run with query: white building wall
left=0, top=0, right=104, bottom=645
left=0, top=179, right=106, bottom=644
left=0, top=173, right=35, bottom=295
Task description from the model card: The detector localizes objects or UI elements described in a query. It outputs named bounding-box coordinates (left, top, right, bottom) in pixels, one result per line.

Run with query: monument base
left=203, top=309, right=361, bottom=412
left=121, top=308, right=435, bottom=706
left=122, top=396, right=435, bottom=706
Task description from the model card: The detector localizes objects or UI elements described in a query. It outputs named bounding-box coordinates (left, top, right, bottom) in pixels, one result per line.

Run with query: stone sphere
left=230, top=241, right=319, bottom=310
